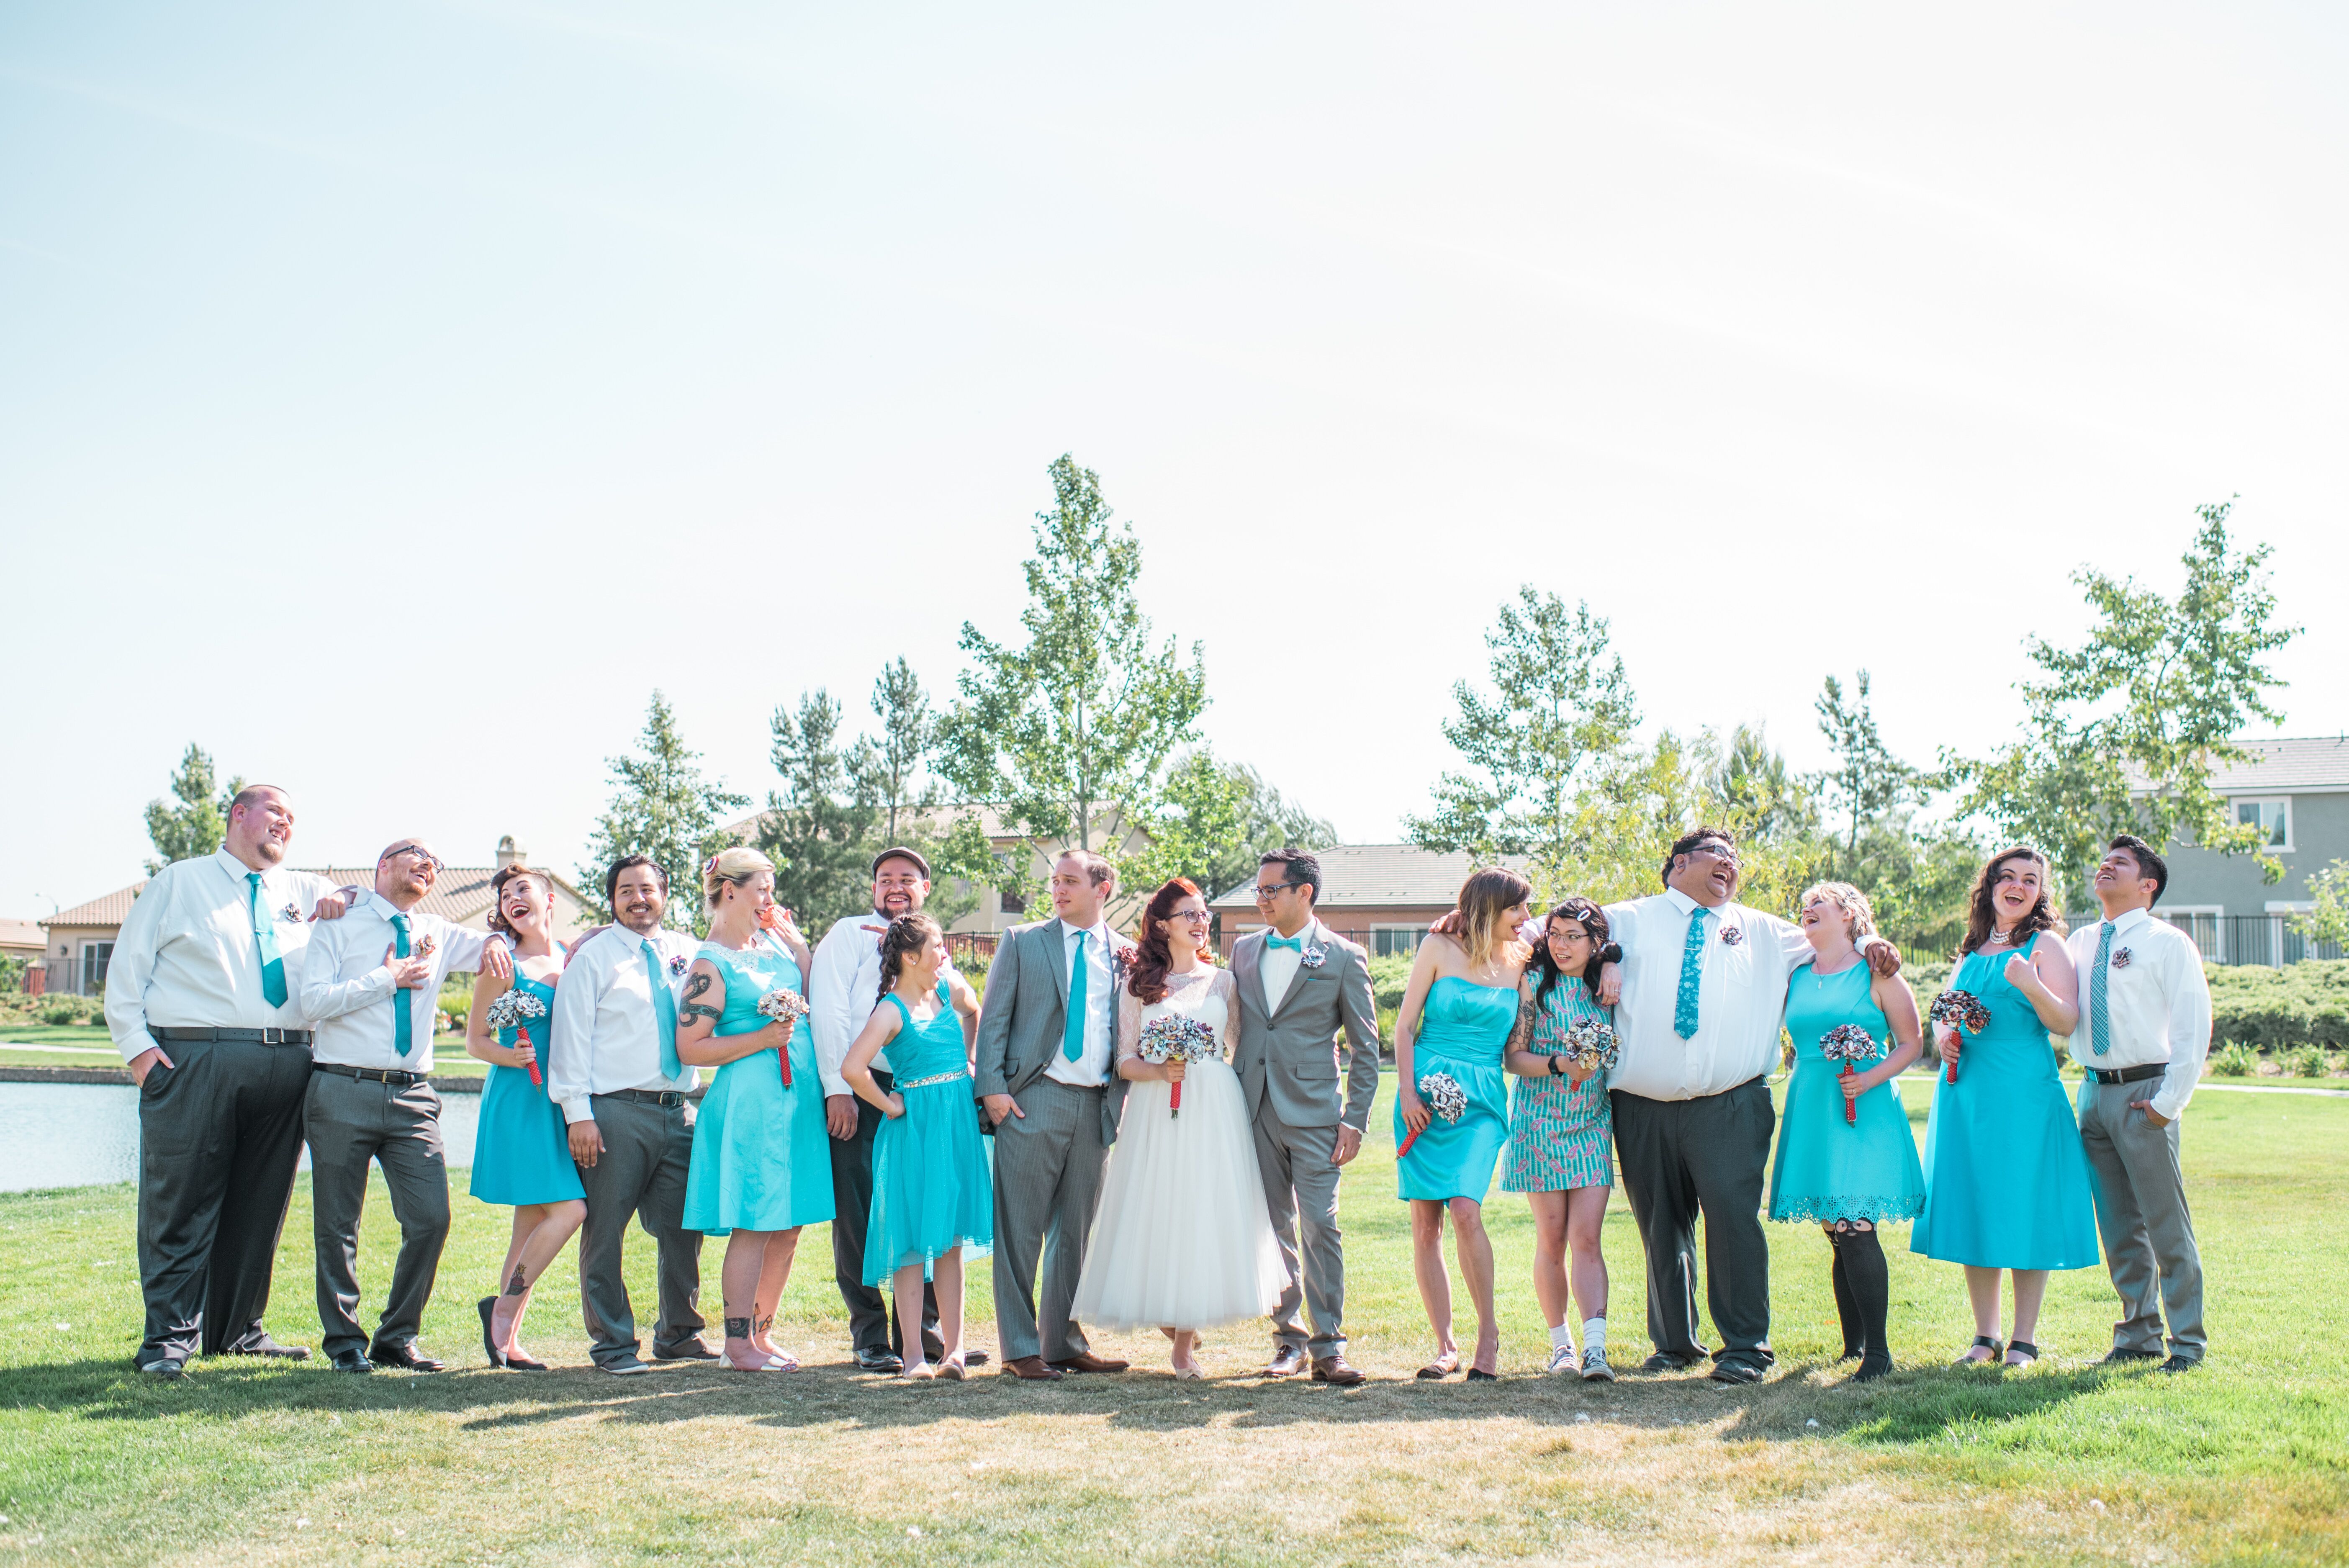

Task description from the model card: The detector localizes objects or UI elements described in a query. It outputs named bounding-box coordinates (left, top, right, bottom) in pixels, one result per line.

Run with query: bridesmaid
left=1911, top=847, right=2099, bottom=1367
left=1394, top=868, right=1533, bottom=1381
left=842, top=912, right=992, bottom=1380
left=1767, top=882, right=1927, bottom=1382
left=1502, top=898, right=1619, bottom=1381
left=677, top=847, right=832, bottom=1372
left=464, top=864, right=586, bottom=1369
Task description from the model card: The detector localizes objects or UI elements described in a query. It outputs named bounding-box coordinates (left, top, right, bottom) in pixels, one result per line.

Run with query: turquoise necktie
left=248, top=872, right=288, bottom=1008
left=1673, top=905, right=1709, bottom=1040
left=2090, top=921, right=2114, bottom=1056
left=1266, top=933, right=1303, bottom=951
left=1063, top=929, right=1090, bottom=1062
left=645, top=939, right=682, bottom=1078
left=388, top=913, right=414, bottom=1057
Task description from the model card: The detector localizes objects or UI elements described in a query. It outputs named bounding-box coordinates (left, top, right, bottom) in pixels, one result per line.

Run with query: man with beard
left=546, top=856, right=711, bottom=1375
left=809, top=847, right=984, bottom=1373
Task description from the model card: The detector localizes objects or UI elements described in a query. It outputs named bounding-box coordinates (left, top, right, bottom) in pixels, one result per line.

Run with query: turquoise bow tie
left=1266, top=933, right=1304, bottom=951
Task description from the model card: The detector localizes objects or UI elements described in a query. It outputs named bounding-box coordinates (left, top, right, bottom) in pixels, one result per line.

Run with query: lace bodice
left=1116, top=965, right=1241, bottom=1067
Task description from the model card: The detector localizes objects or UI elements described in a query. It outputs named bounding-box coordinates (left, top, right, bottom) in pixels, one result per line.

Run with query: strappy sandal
left=1954, top=1334, right=2003, bottom=1366
left=2003, top=1340, right=2039, bottom=1368
left=1416, top=1352, right=1461, bottom=1380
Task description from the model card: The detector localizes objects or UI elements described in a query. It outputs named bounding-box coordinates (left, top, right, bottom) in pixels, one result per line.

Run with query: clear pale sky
left=3, top=3, right=2345, bottom=918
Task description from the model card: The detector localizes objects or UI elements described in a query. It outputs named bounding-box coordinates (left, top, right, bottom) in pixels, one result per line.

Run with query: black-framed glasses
left=1686, top=843, right=1740, bottom=866
left=1252, top=881, right=1305, bottom=902
left=1169, top=907, right=1212, bottom=923
left=384, top=845, right=445, bottom=876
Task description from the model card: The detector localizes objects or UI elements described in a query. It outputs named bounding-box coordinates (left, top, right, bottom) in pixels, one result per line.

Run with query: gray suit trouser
left=991, top=1077, right=1106, bottom=1363
left=1254, top=1111, right=1347, bottom=1358
left=577, top=1092, right=705, bottom=1365
left=305, top=1072, right=451, bottom=1360
left=2077, top=1079, right=2206, bottom=1361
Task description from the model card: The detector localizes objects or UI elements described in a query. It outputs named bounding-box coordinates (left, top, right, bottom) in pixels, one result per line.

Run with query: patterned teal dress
left=1767, top=961, right=1926, bottom=1224
left=1395, top=976, right=1516, bottom=1203
left=1502, top=976, right=1614, bottom=1192
left=468, top=967, right=585, bottom=1206
left=864, top=980, right=993, bottom=1284
left=1910, top=933, right=2100, bottom=1270
left=682, top=934, right=835, bottom=1235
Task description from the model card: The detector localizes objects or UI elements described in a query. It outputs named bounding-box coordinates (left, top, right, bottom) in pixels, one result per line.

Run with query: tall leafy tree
left=938, top=455, right=1209, bottom=882
left=1814, top=671, right=1916, bottom=862
left=143, top=743, right=244, bottom=874
left=1122, top=751, right=1339, bottom=910
left=867, top=656, right=936, bottom=845
left=755, top=689, right=883, bottom=932
left=1709, top=723, right=1815, bottom=847
left=578, top=692, right=748, bottom=928
left=1811, top=669, right=1975, bottom=955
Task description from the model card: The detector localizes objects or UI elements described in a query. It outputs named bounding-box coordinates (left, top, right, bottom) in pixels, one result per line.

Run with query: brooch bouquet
left=1818, top=1024, right=1881, bottom=1126
left=482, top=988, right=547, bottom=1087
left=756, top=989, right=809, bottom=1087
left=1928, top=989, right=1991, bottom=1084
left=1138, top=1014, right=1219, bottom=1117
left=1396, top=1071, right=1467, bottom=1159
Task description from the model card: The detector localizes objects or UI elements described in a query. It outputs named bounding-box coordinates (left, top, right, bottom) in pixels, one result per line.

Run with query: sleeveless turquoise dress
left=468, top=967, right=584, bottom=1206
left=1394, top=976, right=1516, bottom=1203
left=864, top=980, right=993, bottom=1285
left=1768, top=960, right=1925, bottom=1224
left=1502, top=976, right=1614, bottom=1193
left=1910, top=934, right=2100, bottom=1270
left=682, top=935, right=835, bottom=1235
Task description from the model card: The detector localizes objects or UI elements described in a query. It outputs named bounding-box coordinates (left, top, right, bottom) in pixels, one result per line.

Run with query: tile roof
left=42, top=882, right=148, bottom=928
left=0, top=918, right=46, bottom=953
left=1209, top=843, right=1518, bottom=911
left=2196, top=737, right=2349, bottom=794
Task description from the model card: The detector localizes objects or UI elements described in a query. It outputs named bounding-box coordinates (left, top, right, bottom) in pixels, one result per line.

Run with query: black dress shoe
left=653, top=1338, right=718, bottom=1362
left=1639, top=1352, right=1701, bottom=1374
left=227, top=1335, right=311, bottom=1360
left=369, top=1343, right=445, bottom=1373
left=329, top=1351, right=375, bottom=1375
left=856, top=1349, right=905, bottom=1374
left=1707, top=1359, right=1766, bottom=1385
left=2159, top=1354, right=2199, bottom=1374
left=2102, top=1347, right=2161, bottom=1366
left=136, top=1356, right=187, bottom=1380
left=963, top=1349, right=989, bottom=1367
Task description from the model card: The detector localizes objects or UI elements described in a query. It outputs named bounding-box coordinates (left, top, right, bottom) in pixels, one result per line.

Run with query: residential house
left=2153, top=737, right=2349, bottom=966
left=1208, top=843, right=1507, bottom=959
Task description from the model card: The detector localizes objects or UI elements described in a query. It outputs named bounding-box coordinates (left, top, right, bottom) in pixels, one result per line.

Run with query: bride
left=1071, top=877, right=1285, bottom=1379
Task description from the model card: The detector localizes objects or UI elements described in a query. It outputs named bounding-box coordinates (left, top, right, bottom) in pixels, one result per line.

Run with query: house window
left=2235, top=798, right=2292, bottom=850
left=1372, top=925, right=1430, bottom=957
left=81, top=941, right=114, bottom=995
left=999, top=887, right=1027, bottom=915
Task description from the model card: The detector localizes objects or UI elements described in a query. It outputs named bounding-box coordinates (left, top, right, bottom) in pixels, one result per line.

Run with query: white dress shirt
left=546, top=923, right=699, bottom=1124
left=809, top=910, right=962, bottom=1097
left=104, top=849, right=344, bottom=1064
left=1604, top=887, right=1811, bottom=1101
left=300, top=891, right=489, bottom=1072
left=2064, top=906, right=2212, bottom=1121
left=1042, top=918, right=1116, bottom=1087
left=1258, top=920, right=1315, bottom=1016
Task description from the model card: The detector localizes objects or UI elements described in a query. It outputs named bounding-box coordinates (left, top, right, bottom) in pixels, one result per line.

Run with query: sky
left=3, top=1, right=2346, bottom=917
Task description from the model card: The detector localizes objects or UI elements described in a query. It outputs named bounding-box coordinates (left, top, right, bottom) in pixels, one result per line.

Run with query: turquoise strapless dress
left=1767, top=960, right=1925, bottom=1224
left=1394, top=975, right=1515, bottom=1203
left=682, top=935, right=835, bottom=1235
left=468, top=967, right=585, bottom=1206
left=1910, top=934, right=2100, bottom=1270
left=864, top=980, right=993, bottom=1284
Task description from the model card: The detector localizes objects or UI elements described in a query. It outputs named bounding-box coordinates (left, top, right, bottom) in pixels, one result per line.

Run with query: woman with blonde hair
left=1394, top=866, right=1534, bottom=1380
left=676, top=846, right=831, bottom=1371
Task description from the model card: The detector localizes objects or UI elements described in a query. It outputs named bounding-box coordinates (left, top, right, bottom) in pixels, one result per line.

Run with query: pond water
left=0, top=1083, right=481, bottom=1194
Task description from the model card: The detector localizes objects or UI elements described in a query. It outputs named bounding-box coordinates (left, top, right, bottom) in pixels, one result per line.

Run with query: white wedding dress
left=1071, top=966, right=1286, bottom=1332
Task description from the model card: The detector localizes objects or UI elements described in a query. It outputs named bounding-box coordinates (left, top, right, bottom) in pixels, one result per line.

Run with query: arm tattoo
left=1507, top=995, right=1537, bottom=1054
left=681, top=1002, right=723, bottom=1026
left=684, top=971, right=714, bottom=1002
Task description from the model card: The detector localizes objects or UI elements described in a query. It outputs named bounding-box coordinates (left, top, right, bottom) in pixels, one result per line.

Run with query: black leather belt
left=152, top=1026, right=313, bottom=1045
left=601, top=1088, right=687, bottom=1108
left=314, top=1062, right=427, bottom=1087
left=2088, top=1062, right=2167, bottom=1086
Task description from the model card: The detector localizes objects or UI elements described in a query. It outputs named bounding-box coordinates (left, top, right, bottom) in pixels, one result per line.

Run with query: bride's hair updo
left=702, top=846, right=775, bottom=910
left=1129, top=877, right=1214, bottom=1005
left=876, top=912, right=944, bottom=1006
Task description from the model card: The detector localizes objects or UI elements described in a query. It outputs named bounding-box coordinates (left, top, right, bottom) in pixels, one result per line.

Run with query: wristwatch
left=1547, top=1054, right=1563, bottom=1077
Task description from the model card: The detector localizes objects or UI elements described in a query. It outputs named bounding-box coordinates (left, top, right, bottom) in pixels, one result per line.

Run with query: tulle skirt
left=1072, top=1059, right=1285, bottom=1332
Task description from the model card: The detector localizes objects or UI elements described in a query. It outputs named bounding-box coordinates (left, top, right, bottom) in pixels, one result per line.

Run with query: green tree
left=867, top=656, right=936, bottom=845
left=754, top=690, right=884, bottom=933
left=1945, top=501, right=2299, bottom=906
left=2292, top=860, right=2349, bottom=951
left=1121, top=751, right=1339, bottom=909
left=143, top=743, right=245, bottom=874
left=938, top=454, right=1209, bottom=880
left=578, top=692, right=748, bottom=928
left=1814, top=671, right=1916, bottom=864
left=1710, top=722, right=1816, bottom=847
left=1406, top=588, right=1639, bottom=892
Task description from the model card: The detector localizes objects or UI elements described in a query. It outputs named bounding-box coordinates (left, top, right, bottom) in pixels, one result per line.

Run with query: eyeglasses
left=1169, top=908, right=1211, bottom=923
left=1252, top=882, right=1304, bottom=903
left=1686, top=843, right=1740, bottom=866
left=384, top=846, right=445, bottom=876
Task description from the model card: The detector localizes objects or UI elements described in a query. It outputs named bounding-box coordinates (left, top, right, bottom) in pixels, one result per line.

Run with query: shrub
left=39, top=997, right=98, bottom=1026
left=2210, top=1041, right=2257, bottom=1077
left=2282, top=1043, right=2327, bottom=1080
left=1366, top=953, right=1415, bottom=1013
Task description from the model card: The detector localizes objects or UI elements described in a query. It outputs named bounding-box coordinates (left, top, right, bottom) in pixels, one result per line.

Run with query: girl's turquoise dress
left=468, top=966, right=585, bottom=1206
left=1768, top=960, right=1926, bottom=1224
left=864, top=980, right=993, bottom=1284
left=1395, top=976, right=1516, bottom=1203
left=1502, top=975, right=1614, bottom=1193
left=682, top=934, right=835, bottom=1235
left=1910, top=933, right=2100, bottom=1270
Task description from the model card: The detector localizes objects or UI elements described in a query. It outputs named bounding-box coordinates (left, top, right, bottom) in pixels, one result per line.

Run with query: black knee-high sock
left=1828, top=1234, right=1862, bottom=1360
left=1840, top=1228, right=1891, bottom=1372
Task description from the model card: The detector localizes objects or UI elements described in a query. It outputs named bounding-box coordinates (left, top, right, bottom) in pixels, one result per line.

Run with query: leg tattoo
left=725, top=1316, right=752, bottom=1340
left=504, top=1265, right=529, bottom=1297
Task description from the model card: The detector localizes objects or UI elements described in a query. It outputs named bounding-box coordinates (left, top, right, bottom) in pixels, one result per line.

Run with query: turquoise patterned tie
left=388, top=913, right=414, bottom=1057
left=247, top=872, right=288, bottom=1008
left=1063, top=930, right=1090, bottom=1061
left=2090, top=921, right=2114, bottom=1056
left=1673, top=905, right=1709, bottom=1040
left=645, top=939, right=682, bottom=1079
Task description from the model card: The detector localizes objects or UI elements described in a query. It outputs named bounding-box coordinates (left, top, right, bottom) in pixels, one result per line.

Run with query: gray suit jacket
left=973, top=918, right=1130, bottom=1146
left=1228, top=918, right=1383, bottom=1132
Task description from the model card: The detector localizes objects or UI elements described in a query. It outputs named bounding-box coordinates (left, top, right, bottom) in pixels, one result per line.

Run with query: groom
left=1228, top=848, right=1381, bottom=1385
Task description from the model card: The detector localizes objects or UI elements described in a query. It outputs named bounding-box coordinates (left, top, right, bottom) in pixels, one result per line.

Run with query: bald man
left=299, top=838, right=493, bottom=1373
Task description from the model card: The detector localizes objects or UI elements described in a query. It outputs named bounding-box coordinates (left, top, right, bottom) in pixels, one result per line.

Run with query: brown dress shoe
left=1046, top=1351, right=1131, bottom=1374
left=1000, top=1356, right=1064, bottom=1381
left=1311, top=1355, right=1366, bottom=1385
left=1265, top=1344, right=1307, bottom=1377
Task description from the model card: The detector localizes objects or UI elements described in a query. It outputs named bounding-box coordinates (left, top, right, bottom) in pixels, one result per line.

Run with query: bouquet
left=1396, top=1071, right=1467, bottom=1159
left=482, top=988, right=547, bottom=1087
left=1138, top=1015, right=1219, bottom=1117
left=757, top=989, right=809, bottom=1088
left=1559, top=1015, right=1619, bottom=1076
left=1928, top=989, right=1991, bottom=1084
left=1817, top=1024, right=1881, bottom=1126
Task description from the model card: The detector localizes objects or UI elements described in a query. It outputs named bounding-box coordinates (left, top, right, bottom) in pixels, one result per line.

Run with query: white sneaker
left=1580, top=1346, right=1615, bottom=1382
left=1546, top=1343, right=1579, bottom=1375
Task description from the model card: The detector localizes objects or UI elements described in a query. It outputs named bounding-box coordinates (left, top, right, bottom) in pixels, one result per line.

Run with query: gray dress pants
left=2077, top=1079, right=2206, bottom=1360
left=576, top=1092, right=705, bottom=1365
left=305, top=1071, right=450, bottom=1360
left=1611, top=1080, right=1776, bottom=1370
left=1253, top=1113, right=1348, bottom=1359
left=990, top=1077, right=1107, bottom=1363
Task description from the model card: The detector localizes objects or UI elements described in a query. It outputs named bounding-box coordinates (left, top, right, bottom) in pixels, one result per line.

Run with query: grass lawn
left=0, top=1087, right=2341, bottom=1565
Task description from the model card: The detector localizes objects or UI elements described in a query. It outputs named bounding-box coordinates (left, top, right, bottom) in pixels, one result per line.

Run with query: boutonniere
left=668, top=953, right=689, bottom=977
left=1719, top=925, right=1745, bottom=948
left=277, top=902, right=302, bottom=923
left=1299, top=944, right=1328, bottom=969
left=414, top=934, right=437, bottom=959
left=2111, top=948, right=2133, bottom=970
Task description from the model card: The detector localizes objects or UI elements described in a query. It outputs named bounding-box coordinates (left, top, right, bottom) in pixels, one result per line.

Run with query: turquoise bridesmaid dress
left=468, top=967, right=585, bottom=1206
left=864, top=980, right=994, bottom=1284
left=1394, top=976, right=1516, bottom=1203
left=1768, top=961, right=1925, bottom=1224
left=1910, top=933, right=2100, bottom=1270
left=681, top=934, right=835, bottom=1235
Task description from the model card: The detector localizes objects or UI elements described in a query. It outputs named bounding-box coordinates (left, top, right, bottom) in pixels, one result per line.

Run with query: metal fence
left=2161, top=912, right=2346, bottom=967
